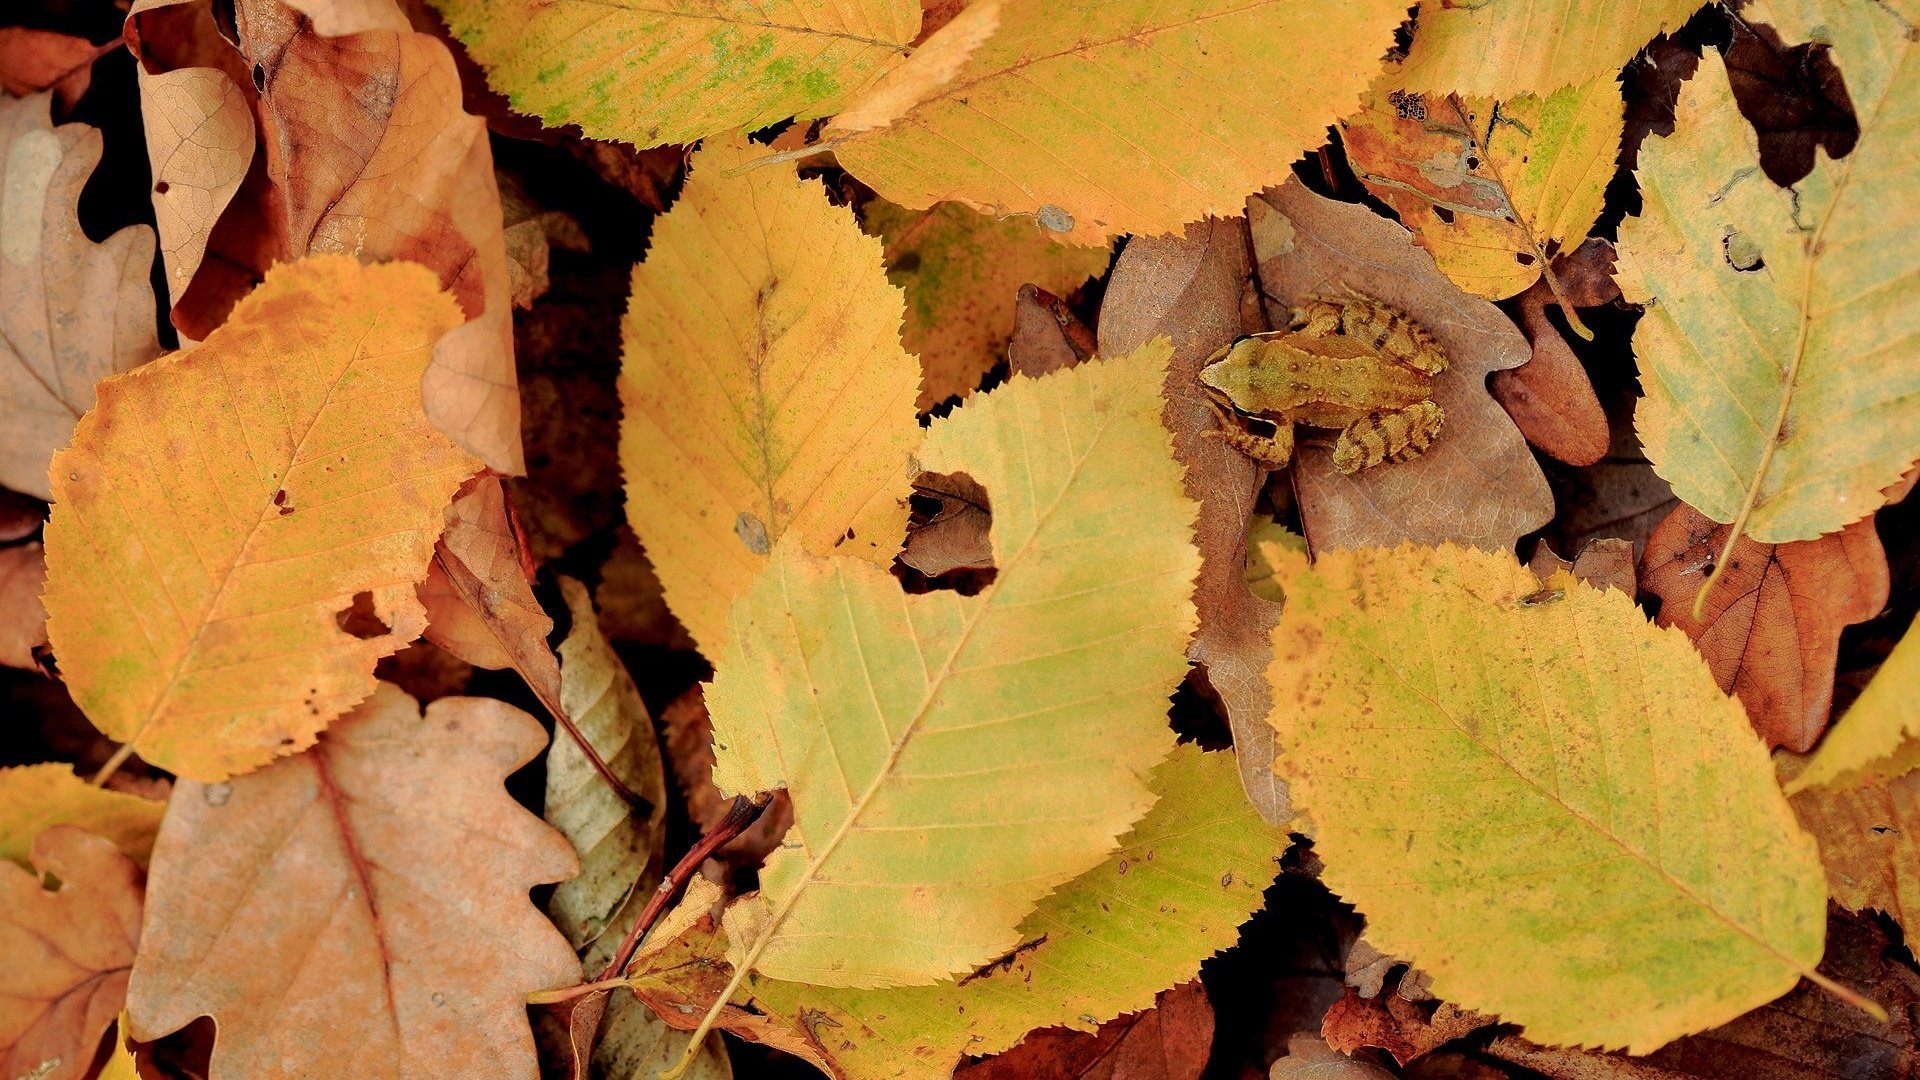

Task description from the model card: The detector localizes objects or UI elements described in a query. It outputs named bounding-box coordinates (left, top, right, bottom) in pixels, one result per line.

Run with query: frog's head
left=1198, top=338, right=1265, bottom=413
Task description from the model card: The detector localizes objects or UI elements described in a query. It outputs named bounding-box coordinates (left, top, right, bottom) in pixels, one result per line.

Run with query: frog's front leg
left=1202, top=395, right=1295, bottom=469
left=1331, top=401, right=1445, bottom=474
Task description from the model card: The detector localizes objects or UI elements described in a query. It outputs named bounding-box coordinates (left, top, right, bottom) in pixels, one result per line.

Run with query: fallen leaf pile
left=2, top=2, right=1918, bottom=1080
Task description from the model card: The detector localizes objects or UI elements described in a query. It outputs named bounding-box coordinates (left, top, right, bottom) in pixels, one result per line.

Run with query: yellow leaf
left=1617, top=41, right=1920, bottom=550
left=1789, top=624, right=1920, bottom=793
left=0, top=92, right=160, bottom=501
left=0, top=764, right=164, bottom=870
left=704, top=340, right=1199, bottom=990
left=862, top=198, right=1110, bottom=411
left=629, top=746, right=1283, bottom=1080
left=833, top=0, right=1410, bottom=244
left=1341, top=76, right=1622, bottom=302
left=619, top=138, right=922, bottom=658
left=43, top=256, right=481, bottom=782
left=1269, top=545, right=1829, bottom=1053
left=97, top=1018, right=139, bottom=1080
left=430, top=0, right=920, bottom=148
left=1394, top=0, right=1697, bottom=98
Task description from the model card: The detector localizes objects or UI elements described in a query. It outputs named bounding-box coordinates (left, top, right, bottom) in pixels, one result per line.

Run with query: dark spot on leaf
left=335, top=591, right=389, bottom=639
left=892, top=251, right=922, bottom=274
left=154, top=181, right=170, bottom=195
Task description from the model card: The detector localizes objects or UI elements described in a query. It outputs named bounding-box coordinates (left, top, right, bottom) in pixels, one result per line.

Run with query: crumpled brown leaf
left=899, top=471, right=995, bottom=578
left=1246, top=181, right=1552, bottom=553
left=1008, top=283, right=1097, bottom=379
left=0, top=826, right=143, bottom=1080
left=418, top=472, right=550, bottom=672
left=125, top=683, right=580, bottom=1079
left=498, top=171, right=588, bottom=310
left=957, top=980, right=1214, bottom=1080
left=1641, top=503, right=1888, bottom=751
left=1319, top=990, right=1493, bottom=1067
left=0, top=92, right=160, bottom=501
left=0, top=541, right=47, bottom=670
left=1097, top=218, right=1289, bottom=827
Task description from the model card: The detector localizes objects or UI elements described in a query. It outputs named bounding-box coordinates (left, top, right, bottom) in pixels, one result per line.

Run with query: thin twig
left=595, top=795, right=769, bottom=984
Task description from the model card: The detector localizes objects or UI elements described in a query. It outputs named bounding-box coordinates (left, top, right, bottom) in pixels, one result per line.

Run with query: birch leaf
left=431, top=0, right=920, bottom=147
left=0, top=92, right=160, bottom=501
left=1269, top=544, right=1829, bottom=1053
left=1617, top=38, right=1920, bottom=546
left=1790, top=623, right=1920, bottom=793
left=703, top=340, right=1199, bottom=989
left=619, top=138, right=922, bottom=658
left=43, top=256, right=481, bottom=782
left=1395, top=0, right=1699, bottom=98
left=0, top=764, right=164, bottom=870
left=833, top=0, right=1410, bottom=244
left=628, top=746, right=1283, bottom=1080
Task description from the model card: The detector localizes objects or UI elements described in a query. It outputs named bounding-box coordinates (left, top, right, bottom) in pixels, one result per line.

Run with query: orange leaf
left=125, top=683, right=580, bottom=1078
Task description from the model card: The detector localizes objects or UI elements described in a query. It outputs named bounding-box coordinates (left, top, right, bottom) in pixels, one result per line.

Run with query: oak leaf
left=0, top=92, right=160, bottom=501
left=1617, top=39, right=1920, bottom=549
left=432, top=0, right=921, bottom=147
left=862, top=198, right=1109, bottom=412
left=1269, top=544, right=1828, bottom=1052
left=1790, top=621, right=1920, bottom=793
left=833, top=0, right=1411, bottom=244
left=1394, top=0, right=1699, bottom=98
left=703, top=340, right=1197, bottom=988
left=43, top=256, right=480, bottom=782
left=1340, top=76, right=1623, bottom=304
left=1098, top=219, right=1290, bottom=827
left=619, top=138, right=922, bottom=658
left=125, top=683, right=580, bottom=1079
left=628, top=746, right=1285, bottom=1080
left=0, top=540, right=46, bottom=669
left=1641, top=503, right=1888, bottom=751
left=1247, top=180, right=1553, bottom=553
left=0, top=764, right=164, bottom=870
left=0, top=826, right=142, bottom=1080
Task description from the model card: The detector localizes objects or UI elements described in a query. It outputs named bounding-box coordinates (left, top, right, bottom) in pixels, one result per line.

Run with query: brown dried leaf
left=1491, top=279, right=1609, bottom=466
left=418, top=473, right=551, bottom=674
left=0, top=29, right=105, bottom=109
left=0, top=541, right=47, bottom=670
left=1641, top=503, right=1888, bottom=751
left=1246, top=181, right=1552, bottom=553
left=1792, top=764, right=1920, bottom=937
left=899, top=471, right=994, bottom=578
left=0, top=92, right=161, bottom=501
left=1549, top=379, right=1678, bottom=561
left=125, top=684, right=580, bottom=1078
left=1528, top=537, right=1636, bottom=596
left=1320, top=990, right=1494, bottom=1067
left=1268, top=1034, right=1396, bottom=1080
left=956, top=980, right=1213, bottom=1080
left=0, top=826, right=143, bottom=1080
left=1097, top=217, right=1288, bottom=827
left=1008, top=283, right=1097, bottom=380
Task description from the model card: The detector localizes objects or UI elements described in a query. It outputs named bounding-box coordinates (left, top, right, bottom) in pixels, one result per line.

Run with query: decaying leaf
left=1792, top=759, right=1920, bottom=938
left=125, top=683, right=580, bottom=1079
left=0, top=91, right=160, bottom=502
left=0, top=541, right=46, bottom=669
left=1320, top=990, right=1493, bottom=1066
left=628, top=746, right=1284, bottom=1080
left=1791, top=621, right=1920, bottom=793
left=898, top=470, right=994, bottom=579
left=1269, top=544, right=1828, bottom=1053
left=1641, top=503, right=1888, bottom=751
left=433, top=0, right=920, bottom=147
left=1394, top=0, right=1700, bottom=98
left=1341, top=75, right=1623, bottom=303
left=0, top=826, right=143, bottom=1080
left=862, top=198, right=1109, bottom=411
left=1098, top=218, right=1290, bottom=827
left=703, top=341, right=1198, bottom=988
left=43, top=256, right=480, bottom=782
left=0, top=764, right=164, bottom=870
left=834, top=0, right=1411, bottom=244
left=1617, top=38, right=1920, bottom=550
left=620, top=138, right=922, bottom=657
left=499, top=172, right=589, bottom=310
left=1247, top=180, right=1553, bottom=553
left=957, top=980, right=1213, bottom=1080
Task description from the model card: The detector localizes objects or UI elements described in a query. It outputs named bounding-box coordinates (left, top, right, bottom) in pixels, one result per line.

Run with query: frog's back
left=1202, top=335, right=1431, bottom=418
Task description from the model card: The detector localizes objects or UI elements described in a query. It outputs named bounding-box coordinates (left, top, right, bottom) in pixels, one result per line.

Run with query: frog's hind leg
left=1288, top=297, right=1345, bottom=338
left=1202, top=396, right=1295, bottom=469
left=1331, top=401, right=1445, bottom=474
left=1349, top=299, right=1448, bottom=375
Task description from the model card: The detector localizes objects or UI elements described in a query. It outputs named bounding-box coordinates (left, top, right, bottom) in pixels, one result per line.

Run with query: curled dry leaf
left=1267, top=1034, right=1395, bottom=1080
left=43, top=256, right=479, bottom=782
left=418, top=473, right=550, bottom=673
left=1640, top=503, right=1888, bottom=752
left=0, top=541, right=47, bottom=670
left=1007, top=283, right=1097, bottom=379
left=1491, top=277, right=1610, bottom=466
left=0, top=826, right=143, bottom=1080
left=1529, top=537, right=1637, bottom=596
left=861, top=198, right=1110, bottom=412
left=125, top=683, right=581, bottom=1080
left=1247, top=180, right=1553, bottom=553
left=956, top=980, right=1213, bottom=1080
left=1097, top=217, right=1289, bottom=827
left=0, top=92, right=160, bottom=502
left=898, top=470, right=994, bottom=579
left=124, top=0, right=256, bottom=324
left=0, top=764, right=164, bottom=870
left=498, top=172, right=589, bottom=310
left=1320, top=990, right=1494, bottom=1067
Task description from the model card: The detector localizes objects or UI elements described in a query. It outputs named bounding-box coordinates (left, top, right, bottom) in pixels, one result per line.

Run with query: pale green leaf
left=703, top=340, right=1200, bottom=989
left=1616, top=38, right=1920, bottom=544
left=1270, top=545, right=1828, bottom=1053
left=430, top=0, right=920, bottom=147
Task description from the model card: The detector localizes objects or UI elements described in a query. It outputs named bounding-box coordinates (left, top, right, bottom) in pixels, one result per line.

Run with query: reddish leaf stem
left=595, top=794, right=768, bottom=983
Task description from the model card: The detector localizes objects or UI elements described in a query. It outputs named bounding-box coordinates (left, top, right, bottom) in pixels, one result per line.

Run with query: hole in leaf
left=1723, top=227, right=1765, bottom=271
left=1432, top=205, right=1455, bottom=225
left=897, top=471, right=996, bottom=595
left=334, top=591, right=389, bottom=640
